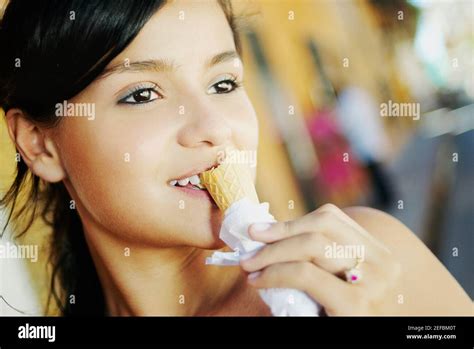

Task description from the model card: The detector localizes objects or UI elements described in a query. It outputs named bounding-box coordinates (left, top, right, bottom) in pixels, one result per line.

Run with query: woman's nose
left=177, top=101, right=232, bottom=148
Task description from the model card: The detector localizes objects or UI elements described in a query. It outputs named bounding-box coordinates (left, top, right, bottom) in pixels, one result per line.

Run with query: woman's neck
left=82, top=223, right=244, bottom=316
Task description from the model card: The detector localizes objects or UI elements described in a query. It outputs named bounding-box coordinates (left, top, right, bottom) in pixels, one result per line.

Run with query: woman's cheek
left=234, top=105, right=259, bottom=155
left=55, top=114, right=163, bottom=228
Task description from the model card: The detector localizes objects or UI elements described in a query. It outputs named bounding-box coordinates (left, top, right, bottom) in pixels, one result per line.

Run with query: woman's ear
left=5, top=108, right=66, bottom=183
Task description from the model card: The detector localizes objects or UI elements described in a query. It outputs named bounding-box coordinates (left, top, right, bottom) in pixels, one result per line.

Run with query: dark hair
left=0, top=0, right=242, bottom=316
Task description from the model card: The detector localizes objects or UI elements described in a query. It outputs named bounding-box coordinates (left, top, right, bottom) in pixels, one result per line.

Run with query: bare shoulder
left=342, top=206, right=425, bottom=251
left=343, top=206, right=472, bottom=315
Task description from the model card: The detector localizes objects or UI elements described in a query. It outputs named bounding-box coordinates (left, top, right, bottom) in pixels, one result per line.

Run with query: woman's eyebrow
left=206, top=50, right=239, bottom=69
left=99, top=50, right=239, bottom=78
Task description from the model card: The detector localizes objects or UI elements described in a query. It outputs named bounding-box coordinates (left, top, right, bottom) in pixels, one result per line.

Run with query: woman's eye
left=118, top=88, right=160, bottom=104
left=208, top=79, right=240, bottom=94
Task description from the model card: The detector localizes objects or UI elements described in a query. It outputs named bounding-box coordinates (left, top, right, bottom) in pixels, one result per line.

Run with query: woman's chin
left=200, top=237, right=227, bottom=251
left=190, top=226, right=227, bottom=250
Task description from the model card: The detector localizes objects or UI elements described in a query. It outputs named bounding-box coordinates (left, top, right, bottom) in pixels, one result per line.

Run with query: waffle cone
left=199, top=162, right=259, bottom=211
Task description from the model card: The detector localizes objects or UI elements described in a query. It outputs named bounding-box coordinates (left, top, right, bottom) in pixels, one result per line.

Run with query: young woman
left=0, top=0, right=471, bottom=316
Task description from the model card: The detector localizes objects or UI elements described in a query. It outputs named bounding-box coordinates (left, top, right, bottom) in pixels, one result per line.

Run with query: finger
left=241, top=232, right=358, bottom=275
left=247, top=261, right=354, bottom=310
left=248, top=220, right=303, bottom=243
left=249, top=208, right=369, bottom=248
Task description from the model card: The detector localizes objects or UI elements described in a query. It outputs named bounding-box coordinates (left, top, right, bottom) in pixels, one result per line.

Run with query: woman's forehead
left=108, top=0, right=236, bottom=68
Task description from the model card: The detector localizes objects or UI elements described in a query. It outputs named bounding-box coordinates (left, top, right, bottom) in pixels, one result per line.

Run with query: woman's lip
left=169, top=163, right=220, bottom=182
left=171, top=185, right=217, bottom=205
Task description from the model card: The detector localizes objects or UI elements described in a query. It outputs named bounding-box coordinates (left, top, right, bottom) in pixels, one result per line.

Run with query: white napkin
left=206, top=198, right=322, bottom=316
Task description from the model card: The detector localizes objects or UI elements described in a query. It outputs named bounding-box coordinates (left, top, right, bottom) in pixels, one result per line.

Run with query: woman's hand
left=240, top=204, right=402, bottom=316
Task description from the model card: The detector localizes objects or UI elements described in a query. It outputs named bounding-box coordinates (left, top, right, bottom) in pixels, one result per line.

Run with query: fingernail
left=251, top=223, right=271, bottom=233
left=248, top=271, right=261, bottom=281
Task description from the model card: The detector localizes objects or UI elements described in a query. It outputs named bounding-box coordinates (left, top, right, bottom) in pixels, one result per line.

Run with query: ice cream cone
left=199, top=162, right=259, bottom=212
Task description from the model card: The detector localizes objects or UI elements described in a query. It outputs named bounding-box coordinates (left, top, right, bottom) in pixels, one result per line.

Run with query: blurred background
left=234, top=0, right=473, bottom=300
left=1, top=0, right=473, bottom=315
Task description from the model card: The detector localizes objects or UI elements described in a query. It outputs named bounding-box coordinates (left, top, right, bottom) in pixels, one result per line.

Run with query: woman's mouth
left=169, top=174, right=205, bottom=190
left=168, top=174, right=216, bottom=204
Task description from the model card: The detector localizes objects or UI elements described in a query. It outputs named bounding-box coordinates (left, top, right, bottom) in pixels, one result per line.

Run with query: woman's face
left=52, top=0, right=258, bottom=248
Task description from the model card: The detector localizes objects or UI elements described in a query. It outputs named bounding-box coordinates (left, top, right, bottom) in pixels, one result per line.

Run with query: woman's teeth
left=168, top=174, right=205, bottom=190
left=189, top=175, right=200, bottom=185
left=178, top=178, right=190, bottom=186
